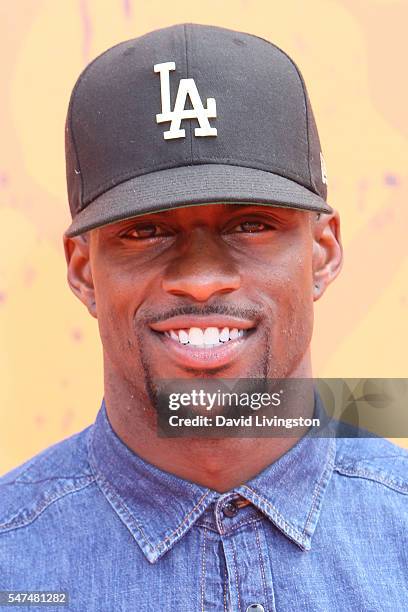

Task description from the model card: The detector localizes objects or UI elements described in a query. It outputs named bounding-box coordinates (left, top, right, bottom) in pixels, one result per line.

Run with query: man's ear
left=312, top=210, right=343, bottom=301
left=63, top=232, right=97, bottom=318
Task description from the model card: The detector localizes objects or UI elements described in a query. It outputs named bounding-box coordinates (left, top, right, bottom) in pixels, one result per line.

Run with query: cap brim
left=64, top=164, right=332, bottom=237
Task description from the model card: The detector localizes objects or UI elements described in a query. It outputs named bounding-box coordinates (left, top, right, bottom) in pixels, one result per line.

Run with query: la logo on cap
left=154, top=62, right=217, bottom=140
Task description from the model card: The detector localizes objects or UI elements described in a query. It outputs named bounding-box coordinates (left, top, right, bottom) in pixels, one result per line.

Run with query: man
left=0, top=23, right=407, bottom=611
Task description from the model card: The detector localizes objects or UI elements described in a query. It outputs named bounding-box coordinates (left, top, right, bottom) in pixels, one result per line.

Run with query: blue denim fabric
left=1, top=396, right=408, bottom=611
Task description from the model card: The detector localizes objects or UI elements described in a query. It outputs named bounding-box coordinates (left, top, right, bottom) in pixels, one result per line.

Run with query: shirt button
left=222, top=501, right=238, bottom=518
left=246, top=605, right=265, bottom=612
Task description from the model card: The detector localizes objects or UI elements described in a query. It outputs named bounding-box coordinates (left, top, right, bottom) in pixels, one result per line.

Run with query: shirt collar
left=88, top=395, right=335, bottom=563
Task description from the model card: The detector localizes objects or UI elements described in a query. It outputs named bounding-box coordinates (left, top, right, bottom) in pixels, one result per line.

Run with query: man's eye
left=232, top=221, right=271, bottom=233
left=124, top=223, right=168, bottom=239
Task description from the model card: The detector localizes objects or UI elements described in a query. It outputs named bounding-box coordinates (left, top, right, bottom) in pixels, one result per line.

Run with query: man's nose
left=161, top=227, right=241, bottom=302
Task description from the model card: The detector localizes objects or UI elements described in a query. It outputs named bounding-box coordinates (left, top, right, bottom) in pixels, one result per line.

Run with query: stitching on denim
left=87, top=427, right=154, bottom=551
left=215, top=501, right=225, bottom=536
left=2, top=430, right=91, bottom=485
left=158, top=491, right=211, bottom=551
left=88, top=420, right=213, bottom=556
left=97, top=411, right=201, bottom=497
left=242, top=441, right=336, bottom=545
left=197, top=515, right=263, bottom=535
left=6, top=475, right=91, bottom=485
left=196, top=520, right=219, bottom=533
left=333, top=466, right=408, bottom=495
left=200, top=526, right=207, bottom=612
left=338, top=453, right=408, bottom=461
left=303, top=439, right=336, bottom=536
left=0, top=477, right=95, bottom=533
left=230, top=538, right=242, bottom=612
left=223, top=517, right=264, bottom=535
left=241, top=484, right=306, bottom=544
left=223, top=566, right=228, bottom=612
left=254, top=521, right=268, bottom=610
left=93, top=467, right=155, bottom=551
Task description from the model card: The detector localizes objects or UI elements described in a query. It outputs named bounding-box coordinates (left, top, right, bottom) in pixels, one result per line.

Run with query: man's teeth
left=163, top=326, right=246, bottom=347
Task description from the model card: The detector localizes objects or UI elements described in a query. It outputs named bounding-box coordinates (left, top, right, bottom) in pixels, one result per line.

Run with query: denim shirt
left=1, top=397, right=407, bottom=611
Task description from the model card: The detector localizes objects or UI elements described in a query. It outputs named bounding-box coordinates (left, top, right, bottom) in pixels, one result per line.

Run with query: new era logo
left=154, top=62, right=217, bottom=140
left=320, top=152, right=328, bottom=185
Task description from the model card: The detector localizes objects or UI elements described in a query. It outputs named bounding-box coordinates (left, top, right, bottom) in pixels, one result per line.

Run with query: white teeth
left=229, top=328, right=239, bottom=340
left=166, top=326, right=247, bottom=346
left=188, top=327, right=204, bottom=346
left=203, top=327, right=220, bottom=345
left=178, top=329, right=189, bottom=344
left=219, top=327, right=230, bottom=342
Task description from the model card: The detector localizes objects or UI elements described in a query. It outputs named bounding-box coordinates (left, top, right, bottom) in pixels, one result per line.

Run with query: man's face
left=65, top=203, right=341, bottom=397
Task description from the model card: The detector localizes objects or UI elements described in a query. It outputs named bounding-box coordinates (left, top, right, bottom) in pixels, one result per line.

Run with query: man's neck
left=104, top=357, right=314, bottom=493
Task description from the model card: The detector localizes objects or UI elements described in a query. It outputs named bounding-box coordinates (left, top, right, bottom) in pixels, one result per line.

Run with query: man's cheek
left=96, top=301, right=130, bottom=354
left=272, top=272, right=313, bottom=338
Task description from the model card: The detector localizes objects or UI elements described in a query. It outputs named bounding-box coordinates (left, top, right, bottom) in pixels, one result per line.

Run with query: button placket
left=219, top=504, right=276, bottom=612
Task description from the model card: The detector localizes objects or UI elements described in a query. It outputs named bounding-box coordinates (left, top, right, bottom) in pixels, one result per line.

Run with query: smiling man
left=67, top=201, right=339, bottom=490
left=1, top=23, right=407, bottom=612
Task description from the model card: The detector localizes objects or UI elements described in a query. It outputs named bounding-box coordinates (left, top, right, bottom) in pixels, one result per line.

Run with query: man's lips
left=148, top=315, right=258, bottom=370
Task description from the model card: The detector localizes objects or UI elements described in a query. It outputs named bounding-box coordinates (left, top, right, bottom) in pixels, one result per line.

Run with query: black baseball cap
left=64, top=23, right=332, bottom=237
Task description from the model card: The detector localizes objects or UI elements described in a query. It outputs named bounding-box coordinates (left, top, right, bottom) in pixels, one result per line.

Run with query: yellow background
left=1, top=0, right=407, bottom=474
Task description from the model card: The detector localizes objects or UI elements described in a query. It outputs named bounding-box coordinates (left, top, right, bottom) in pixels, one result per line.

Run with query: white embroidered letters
left=154, top=62, right=217, bottom=140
